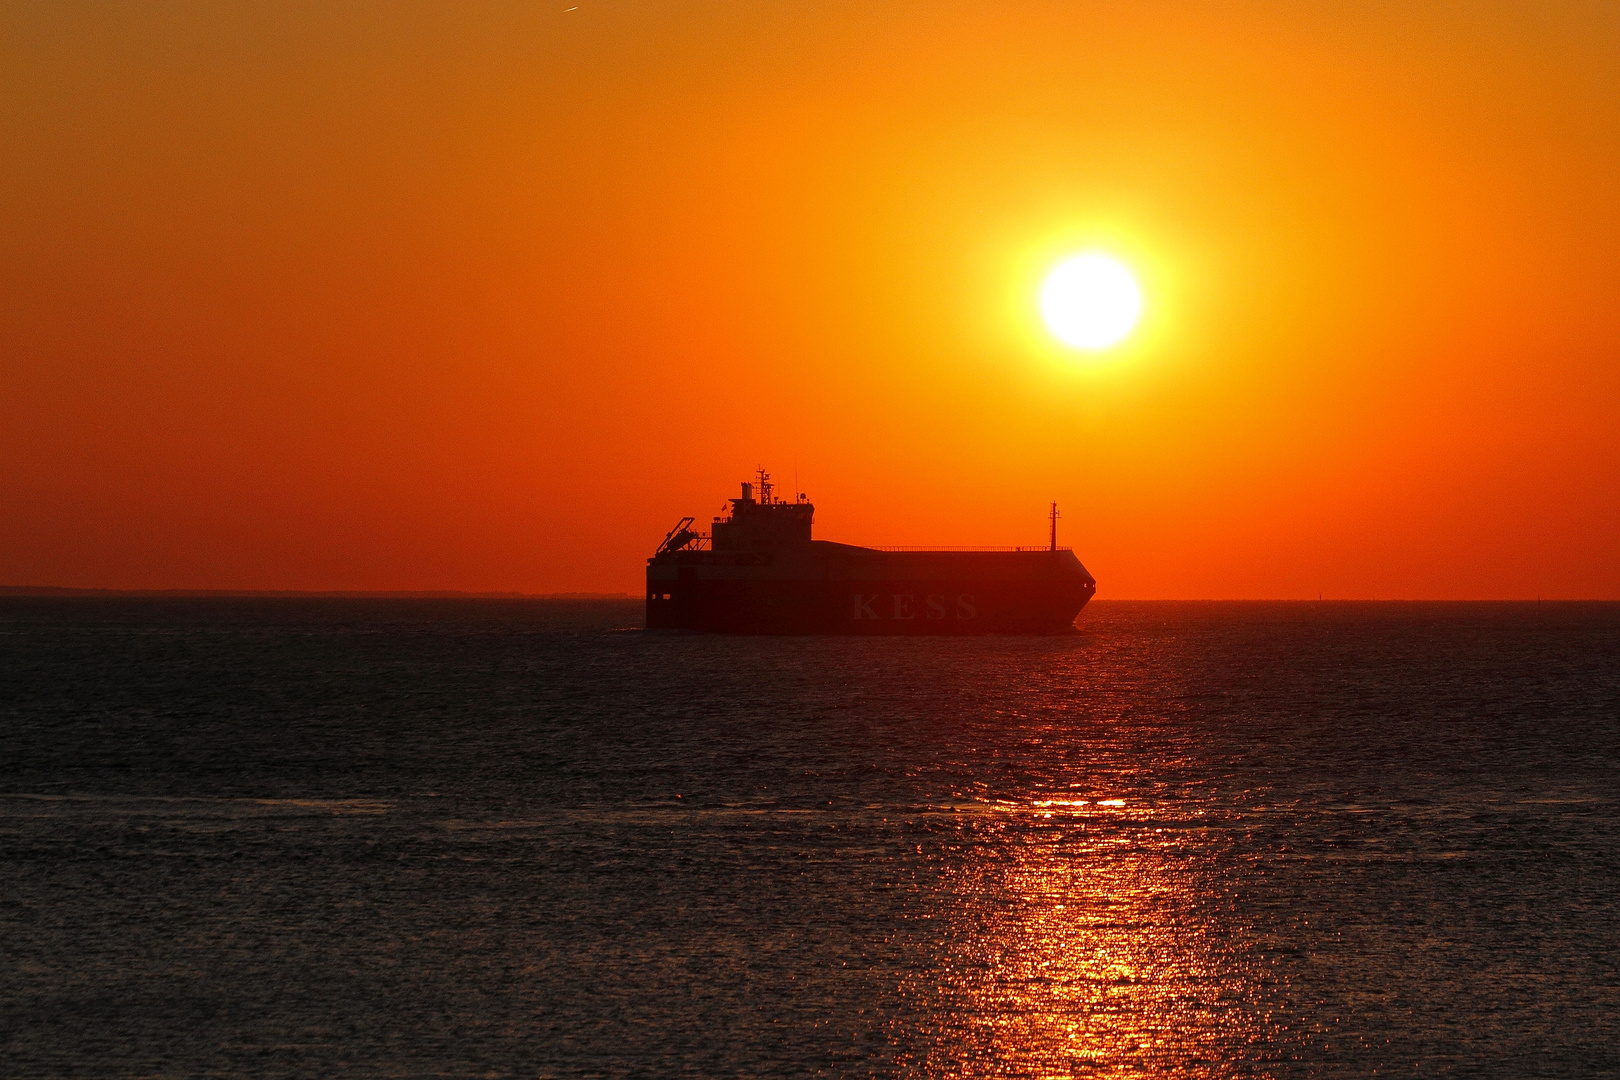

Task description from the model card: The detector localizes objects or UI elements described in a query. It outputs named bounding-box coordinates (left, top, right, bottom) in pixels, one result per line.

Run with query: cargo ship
left=646, top=471, right=1096, bottom=633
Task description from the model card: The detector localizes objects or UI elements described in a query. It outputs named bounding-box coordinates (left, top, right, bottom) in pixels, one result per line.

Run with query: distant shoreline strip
left=0, top=587, right=638, bottom=600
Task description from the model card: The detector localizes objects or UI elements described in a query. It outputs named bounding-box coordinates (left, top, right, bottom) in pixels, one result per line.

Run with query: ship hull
left=647, top=544, right=1095, bottom=634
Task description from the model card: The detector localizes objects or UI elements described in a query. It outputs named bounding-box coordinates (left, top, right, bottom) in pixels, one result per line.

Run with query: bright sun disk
left=1039, top=254, right=1142, bottom=349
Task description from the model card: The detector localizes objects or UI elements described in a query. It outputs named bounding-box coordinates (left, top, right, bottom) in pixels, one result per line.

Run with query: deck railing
left=869, top=546, right=1073, bottom=552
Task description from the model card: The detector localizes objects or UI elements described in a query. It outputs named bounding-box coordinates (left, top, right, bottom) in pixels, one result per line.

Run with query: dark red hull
left=646, top=543, right=1095, bottom=634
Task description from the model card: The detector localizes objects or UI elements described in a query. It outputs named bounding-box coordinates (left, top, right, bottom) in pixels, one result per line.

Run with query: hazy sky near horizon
left=4, top=1, right=1618, bottom=597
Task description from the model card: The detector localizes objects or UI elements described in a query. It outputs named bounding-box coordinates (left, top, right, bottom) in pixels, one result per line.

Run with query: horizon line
left=2, top=587, right=1615, bottom=603
left=0, top=586, right=637, bottom=600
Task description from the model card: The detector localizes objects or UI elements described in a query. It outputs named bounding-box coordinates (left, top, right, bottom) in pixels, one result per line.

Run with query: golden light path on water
left=890, top=792, right=1279, bottom=1077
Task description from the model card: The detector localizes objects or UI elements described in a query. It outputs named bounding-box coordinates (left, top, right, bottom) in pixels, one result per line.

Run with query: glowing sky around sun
left=2, top=2, right=1618, bottom=597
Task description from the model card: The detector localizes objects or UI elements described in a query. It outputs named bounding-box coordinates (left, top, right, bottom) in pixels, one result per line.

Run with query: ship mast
left=1049, top=502, right=1059, bottom=552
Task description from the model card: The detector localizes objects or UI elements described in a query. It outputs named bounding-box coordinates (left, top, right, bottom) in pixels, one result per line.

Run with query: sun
left=1039, top=253, right=1142, bottom=350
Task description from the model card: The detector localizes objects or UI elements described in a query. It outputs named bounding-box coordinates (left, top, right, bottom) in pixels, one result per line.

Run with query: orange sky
left=3, top=1, right=1617, bottom=598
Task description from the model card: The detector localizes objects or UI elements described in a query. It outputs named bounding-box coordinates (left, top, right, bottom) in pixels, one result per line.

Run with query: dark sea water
left=2, top=598, right=1617, bottom=1078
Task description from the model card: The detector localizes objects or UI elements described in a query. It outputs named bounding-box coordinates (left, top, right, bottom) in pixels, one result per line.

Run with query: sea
left=2, top=597, right=1617, bottom=1078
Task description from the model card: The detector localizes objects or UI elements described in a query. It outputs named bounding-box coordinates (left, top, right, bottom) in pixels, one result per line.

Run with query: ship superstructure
left=646, top=470, right=1095, bottom=633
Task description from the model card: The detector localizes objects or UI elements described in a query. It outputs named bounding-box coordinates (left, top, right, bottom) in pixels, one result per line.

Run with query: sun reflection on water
left=893, top=795, right=1278, bottom=1077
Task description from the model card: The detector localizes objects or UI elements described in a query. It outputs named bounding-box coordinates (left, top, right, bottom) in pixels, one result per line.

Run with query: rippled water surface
left=3, top=598, right=1618, bottom=1077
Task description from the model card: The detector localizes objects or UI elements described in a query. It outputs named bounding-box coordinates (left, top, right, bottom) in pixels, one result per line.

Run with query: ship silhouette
left=647, top=470, right=1096, bottom=633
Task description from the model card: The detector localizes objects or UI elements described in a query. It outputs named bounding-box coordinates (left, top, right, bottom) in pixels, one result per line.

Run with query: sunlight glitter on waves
left=892, top=793, right=1276, bottom=1076
left=1025, top=798, right=1127, bottom=810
